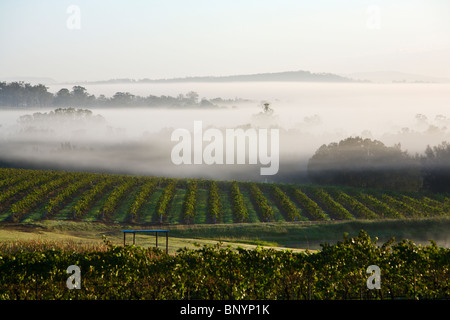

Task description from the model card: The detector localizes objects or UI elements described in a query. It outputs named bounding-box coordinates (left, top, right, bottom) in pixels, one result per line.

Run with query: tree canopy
left=420, top=142, right=450, bottom=192
left=0, top=81, right=221, bottom=108
left=307, top=137, right=423, bottom=191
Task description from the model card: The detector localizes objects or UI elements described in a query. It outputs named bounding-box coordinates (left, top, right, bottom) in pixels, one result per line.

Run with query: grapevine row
left=100, top=178, right=138, bottom=220
left=10, top=173, right=76, bottom=221
left=208, top=181, right=222, bottom=223
left=44, top=174, right=100, bottom=218
left=230, top=181, right=248, bottom=223
left=0, top=171, right=56, bottom=207
left=311, top=188, right=353, bottom=220
left=128, top=179, right=158, bottom=223
left=421, top=196, right=449, bottom=212
left=0, top=168, right=30, bottom=182
left=270, top=185, right=301, bottom=221
left=248, top=183, right=274, bottom=222
left=182, top=180, right=198, bottom=224
left=354, top=193, right=401, bottom=219
left=400, top=195, right=444, bottom=217
left=0, top=170, right=35, bottom=191
left=71, top=177, right=115, bottom=219
left=0, top=167, right=449, bottom=224
left=156, top=180, right=177, bottom=223
left=1, top=230, right=448, bottom=300
left=378, top=194, right=420, bottom=217
left=290, top=188, right=327, bottom=221
left=335, top=191, right=378, bottom=219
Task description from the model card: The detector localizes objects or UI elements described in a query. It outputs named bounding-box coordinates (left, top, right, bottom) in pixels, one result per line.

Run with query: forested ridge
left=0, top=81, right=243, bottom=108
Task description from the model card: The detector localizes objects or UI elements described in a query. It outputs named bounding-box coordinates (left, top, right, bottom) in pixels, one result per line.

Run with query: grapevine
left=400, top=195, right=443, bottom=217
left=44, top=173, right=100, bottom=218
left=311, top=188, right=353, bottom=220
left=378, top=194, right=420, bottom=217
left=100, top=178, right=138, bottom=220
left=355, top=192, right=401, bottom=219
left=0, top=171, right=56, bottom=208
left=248, top=183, right=274, bottom=222
left=182, top=180, right=198, bottom=224
left=156, top=180, right=177, bottom=223
left=290, top=187, right=327, bottom=221
left=71, top=177, right=115, bottom=219
left=335, top=191, right=378, bottom=219
left=208, top=181, right=222, bottom=223
left=10, top=173, right=75, bottom=221
left=270, top=185, right=300, bottom=221
left=128, top=179, right=158, bottom=223
left=230, top=181, right=248, bottom=223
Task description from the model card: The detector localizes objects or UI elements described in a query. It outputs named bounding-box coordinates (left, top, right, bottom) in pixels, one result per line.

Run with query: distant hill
left=0, top=76, right=57, bottom=85
left=88, top=70, right=360, bottom=84
left=344, top=71, right=450, bottom=83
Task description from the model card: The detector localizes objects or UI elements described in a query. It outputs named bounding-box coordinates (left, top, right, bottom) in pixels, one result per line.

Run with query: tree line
left=0, top=81, right=242, bottom=108
left=307, top=136, right=450, bottom=193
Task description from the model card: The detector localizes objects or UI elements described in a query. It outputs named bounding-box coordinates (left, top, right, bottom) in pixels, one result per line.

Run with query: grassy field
left=1, top=216, right=449, bottom=254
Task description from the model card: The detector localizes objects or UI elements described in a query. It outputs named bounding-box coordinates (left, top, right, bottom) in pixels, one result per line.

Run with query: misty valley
left=1, top=72, right=450, bottom=305
left=1, top=81, right=450, bottom=191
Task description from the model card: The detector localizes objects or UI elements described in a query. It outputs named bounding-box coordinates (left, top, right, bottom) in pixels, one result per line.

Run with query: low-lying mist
left=1, top=82, right=450, bottom=183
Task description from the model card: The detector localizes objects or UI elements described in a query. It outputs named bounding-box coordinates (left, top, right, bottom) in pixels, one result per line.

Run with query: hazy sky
left=1, top=0, right=449, bottom=82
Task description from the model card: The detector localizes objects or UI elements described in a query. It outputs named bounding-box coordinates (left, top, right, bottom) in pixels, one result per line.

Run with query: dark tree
left=54, top=88, right=72, bottom=107
left=420, top=142, right=450, bottom=192
left=307, top=137, right=423, bottom=191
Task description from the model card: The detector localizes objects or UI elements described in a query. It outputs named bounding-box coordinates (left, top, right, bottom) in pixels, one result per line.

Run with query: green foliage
left=0, top=171, right=55, bottom=208
left=0, top=81, right=218, bottom=108
left=248, top=183, right=274, bottom=222
left=290, top=187, right=327, bottom=221
left=308, top=137, right=423, bottom=192
left=44, top=173, right=99, bottom=218
left=72, top=177, right=115, bottom=219
left=230, top=181, right=249, bottom=223
left=156, top=180, right=177, bottom=223
left=270, top=185, right=300, bottom=221
left=378, top=193, right=420, bottom=217
left=100, top=178, right=137, bottom=220
left=355, top=192, right=402, bottom=219
left=182, top=180, right=198, bottom=224
left=400, top=195, right=444, bottom=217
left=0, top=168, right=448, bottom=224
left=311, top=188, right=353, bottom=220
left=0, top=231, right=448, bottom=300
left=334, top=190, right=378, bottom=219
left=10, top=174, right=73, bottom=221
left=128, top=179, right=158, bottom=223
left=208, top=181, right=222, bottom=223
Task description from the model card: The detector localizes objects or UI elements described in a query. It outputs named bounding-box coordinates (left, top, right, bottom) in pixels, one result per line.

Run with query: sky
left=1, top=0, right=449, bottom=82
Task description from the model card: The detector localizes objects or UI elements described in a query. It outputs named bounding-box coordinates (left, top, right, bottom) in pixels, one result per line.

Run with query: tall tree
left=420, top=142, right=450, bottom=192
left=54, top=88, right=71, bottom=106
left=71, top=86, right=88, bottom=106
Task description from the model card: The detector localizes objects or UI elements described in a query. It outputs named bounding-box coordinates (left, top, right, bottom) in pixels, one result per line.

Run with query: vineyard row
left=0, top=168, right=449, bottom=224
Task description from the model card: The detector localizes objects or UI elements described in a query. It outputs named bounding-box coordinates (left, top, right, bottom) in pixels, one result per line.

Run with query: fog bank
left=1, top=82, right=450, bottom=182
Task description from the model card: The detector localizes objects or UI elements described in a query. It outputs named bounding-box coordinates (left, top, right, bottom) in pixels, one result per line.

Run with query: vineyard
left=1, top=168, right=450, bottom=301
left=0, top=231, right=449, bottom=299
left=0, top=168, right=449, bottom=225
